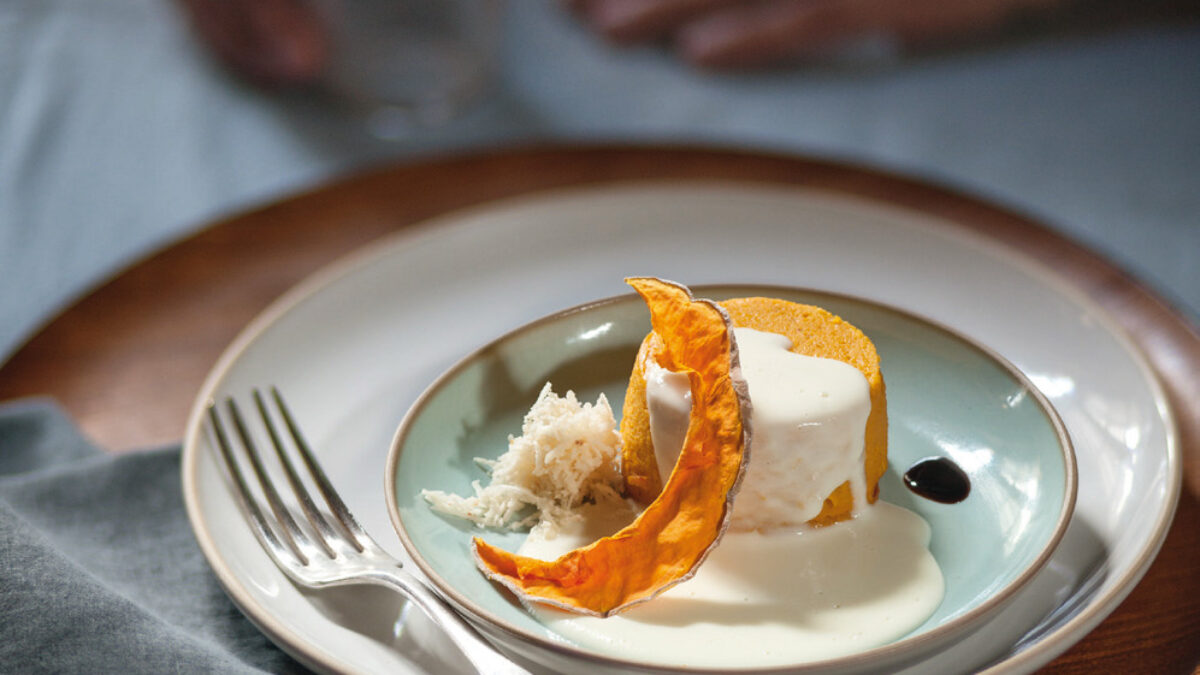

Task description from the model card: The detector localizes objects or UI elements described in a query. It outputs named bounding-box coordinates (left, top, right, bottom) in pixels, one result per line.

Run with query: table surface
left=0, top=146, right=1196, bottom=673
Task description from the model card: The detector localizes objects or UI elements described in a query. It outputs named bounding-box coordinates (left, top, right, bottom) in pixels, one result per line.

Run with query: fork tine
left=252, top=389, right=340, bottom=558
left=223, top=396, right=318, bottom=565
left=268, top=387, right=370, bottom=550
left=207, top=401, right=306, bottom=566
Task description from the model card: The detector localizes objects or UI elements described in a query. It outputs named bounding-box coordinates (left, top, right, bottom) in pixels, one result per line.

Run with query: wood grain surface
left=1, top=145, right=1196, bottom=673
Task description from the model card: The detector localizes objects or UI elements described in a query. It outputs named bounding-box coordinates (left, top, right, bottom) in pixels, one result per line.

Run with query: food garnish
left=422, top=383, right=623, bottom=532
left=472, top=277, right=751, bottom=616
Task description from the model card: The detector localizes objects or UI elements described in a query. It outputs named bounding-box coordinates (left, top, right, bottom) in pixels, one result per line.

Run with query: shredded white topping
left=421, top=382, right=624, bottom=534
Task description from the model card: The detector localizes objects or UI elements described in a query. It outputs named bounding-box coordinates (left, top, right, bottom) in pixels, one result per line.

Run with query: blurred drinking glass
left=314, top=0, right=503, bottom=138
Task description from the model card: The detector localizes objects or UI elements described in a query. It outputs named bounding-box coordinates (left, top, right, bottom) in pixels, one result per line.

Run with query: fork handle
left=363, top=566, right=533, bottom=675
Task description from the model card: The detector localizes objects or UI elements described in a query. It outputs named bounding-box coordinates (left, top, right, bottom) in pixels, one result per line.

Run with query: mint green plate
left=385, top=285, right=1077, bottom=674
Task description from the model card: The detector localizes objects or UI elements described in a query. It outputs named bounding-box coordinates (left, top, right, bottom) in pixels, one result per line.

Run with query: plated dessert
left=388, top=280, right=1074, bottom=674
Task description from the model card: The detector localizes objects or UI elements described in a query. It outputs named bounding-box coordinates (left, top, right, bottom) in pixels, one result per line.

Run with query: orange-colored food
left=473, top=277, right=751, bottom=616
left=622, top=296, right=886, bottom=527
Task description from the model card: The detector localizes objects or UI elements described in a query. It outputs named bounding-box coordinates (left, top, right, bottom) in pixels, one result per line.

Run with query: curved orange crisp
left=472, top=277, right=751, bottom=617
left=622, top=296, right=886, bottom=527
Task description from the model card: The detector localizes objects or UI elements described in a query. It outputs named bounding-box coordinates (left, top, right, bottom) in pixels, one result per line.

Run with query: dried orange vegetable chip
left=472, top=277, right=751, bottom=617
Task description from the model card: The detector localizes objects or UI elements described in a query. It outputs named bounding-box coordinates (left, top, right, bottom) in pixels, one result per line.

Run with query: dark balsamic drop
left=903, top=457, right=970, bottom=504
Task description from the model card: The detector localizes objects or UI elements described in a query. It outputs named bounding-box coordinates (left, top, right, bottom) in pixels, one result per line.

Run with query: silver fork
left=206, top=387, right=529, bottom=675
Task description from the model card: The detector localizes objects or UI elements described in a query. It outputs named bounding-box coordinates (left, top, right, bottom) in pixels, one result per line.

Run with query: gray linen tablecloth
left=1, top=0, right=1197, bottom=671
left=0, top=399, right=305, bottom=672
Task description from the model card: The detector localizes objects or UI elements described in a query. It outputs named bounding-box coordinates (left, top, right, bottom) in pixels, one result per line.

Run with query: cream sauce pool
left=519, top=502, right=944, bottom=668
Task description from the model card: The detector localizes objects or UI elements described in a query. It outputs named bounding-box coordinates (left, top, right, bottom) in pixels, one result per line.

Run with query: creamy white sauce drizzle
left=519, top=501, right=944, bottom=668
left=642, top=359, right=691, bottom=487
left=651, top=327, right=873, bottom=530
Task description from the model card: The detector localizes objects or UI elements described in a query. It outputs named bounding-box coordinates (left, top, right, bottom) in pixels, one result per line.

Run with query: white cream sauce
left=642, top=358, right=691, bottom=487
left=651, top=327, right=874, bottom=530
left=518, top=501, right=944, bottom=668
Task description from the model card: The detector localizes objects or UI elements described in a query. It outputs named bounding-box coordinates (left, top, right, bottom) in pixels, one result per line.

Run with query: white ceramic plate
left=181, top=182, right=1181, bottom=675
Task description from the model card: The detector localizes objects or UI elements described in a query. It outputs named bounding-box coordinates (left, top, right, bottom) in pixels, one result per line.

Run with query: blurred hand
left=178, top=0, right=328, bottom=86
left=570, top=0, right=1066, bottom=68
left=179, top=0, right=1070, bottom=84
